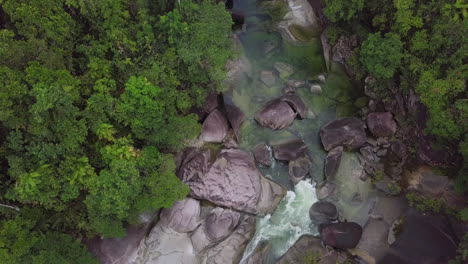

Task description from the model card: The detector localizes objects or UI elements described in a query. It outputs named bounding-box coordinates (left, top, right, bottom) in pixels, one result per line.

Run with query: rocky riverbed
left=86, top=0, right=467, bottom=263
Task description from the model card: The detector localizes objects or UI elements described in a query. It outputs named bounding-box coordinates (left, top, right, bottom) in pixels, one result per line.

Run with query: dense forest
left=322, top=0, right=467, bottom=192
left=0, top=0, right=466, bottom=262
left=0, top=0, right=233, bottom=262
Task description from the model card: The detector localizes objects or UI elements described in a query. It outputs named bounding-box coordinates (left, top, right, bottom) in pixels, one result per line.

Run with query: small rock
left=282, top=84, right=296, bottom=95
left=274, top=62, right=294, bottom=80
left=320, top=222, right=363, bottom=249
left=306, top=109, right=316, bottom=119
left=317, top=74, right=326, bottom=83
left=320, top=118, right=367, bottom=151
left=289, top=155, right=312, bottom=184
left=255, top=99, right=297, bottom=130
left=376, top=149, right=387, bottom=157
left=324, top=146, right=343, bottom=180
left=367, top=112, right=397, bottom=138
left=272, top=139, right=308, bottom=161
left=200, top=109, right=229, bottom=143
left=252, top=143, right=272, bottom=167
left=316, top=181, right=338, bottom=200
left=260, top=70, right=277, bottom=87
left=309, top=201, right=338, bottom=225
left=309, top=84, right=322, bottom=94
left=286, top=79, right=306, bottom=88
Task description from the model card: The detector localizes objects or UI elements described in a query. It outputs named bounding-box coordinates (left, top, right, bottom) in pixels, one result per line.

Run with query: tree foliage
left=0, top=0, right=233, bottom=260
left=360, top=33, right=403, bottom=79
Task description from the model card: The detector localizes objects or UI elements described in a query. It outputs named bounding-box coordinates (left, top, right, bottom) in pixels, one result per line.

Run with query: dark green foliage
left=0, top=0, right=233, bottom=259
left=323, top=0, right=364, bottom=22
left=360, top=33, right=403, bottom=79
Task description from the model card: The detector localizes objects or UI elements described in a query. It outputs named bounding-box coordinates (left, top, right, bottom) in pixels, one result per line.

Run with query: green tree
left=360, top=33, right=403, bottom=79
left=323, top=0, right=364, bottom=22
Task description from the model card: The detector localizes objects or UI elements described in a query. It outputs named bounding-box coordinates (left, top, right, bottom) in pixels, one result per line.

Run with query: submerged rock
left=324, top=146, right=343, bottom=180
left=200, top=109, right=229, bottom=143
left=309, top=201, right=338, bottom=225
left=255, top=99, right=297, bottom=130
left=320, top=222, right=363, bottom=249
left=159, top=198, right=200, bottom=233
left=309, top=84, right=322, bottom=94
left=274, top=62, right=294, bottom=80
left=260, top=70, right=277, bottom=87
left=320, top=117, right=367, bottom=151
left=252, top=143, right=272, bottom=167
left=367, top=112, right=397, bottom=138
left=288, top=155, right=312, bottom=184
left=272, top=139, right=308, bottom=161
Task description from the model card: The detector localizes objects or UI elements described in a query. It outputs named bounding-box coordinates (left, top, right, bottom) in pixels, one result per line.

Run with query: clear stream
left=225, top=0, right=368, bottom=262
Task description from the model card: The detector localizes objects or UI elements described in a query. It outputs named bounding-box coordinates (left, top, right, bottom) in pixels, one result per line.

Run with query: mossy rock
left=354, top=97, right=369, bottom=108
left=288, top=24, right=320, bottom=42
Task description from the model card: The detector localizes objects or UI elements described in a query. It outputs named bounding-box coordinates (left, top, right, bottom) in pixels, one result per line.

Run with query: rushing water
left=227, top=0, right=364, bottom=262
left=240, top=180, right=318, bottom=263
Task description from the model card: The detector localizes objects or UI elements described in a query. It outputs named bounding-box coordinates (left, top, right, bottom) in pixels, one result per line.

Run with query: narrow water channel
left=225, top=0, right=365, bottom=262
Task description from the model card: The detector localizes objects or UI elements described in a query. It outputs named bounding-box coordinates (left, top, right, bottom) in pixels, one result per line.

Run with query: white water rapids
left=240, top=179, right=318, bottom=263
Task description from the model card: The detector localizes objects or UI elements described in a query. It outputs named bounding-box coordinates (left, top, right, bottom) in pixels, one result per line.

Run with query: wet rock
left=320, top=222, right=363, bottom=249
left=183, top=149, right=285, bottom=215
left=223, top=132, right=238, bottom=149
left=274, top=62, right=294, bottom=80
left=245, top=241, right=271, bottom=264
left=288, top=155, right=312, bottom=184
left=272, top=138, right=308, bottom=161
left=159, top=198, right=201, bottom=233
left=252, top=143, right=272, bottom=167
left=225, top=103, right=245, bottom=141
left=309, top=201, right=338, bottom=225
left=286, top=79, right=306, bottom=89
left=201, top=215, right=256, bottom=264
left=320, top=117, right=367, bottom=151
left=255, top=99, right=297, bottom=130
left=226, top=56, right=252, bottom=83
left=360, top=145, right=378, bottom=163
left=309, top=84, right=322, bottom=94
left=324, top=146, right=343, bottom=180
left=200, top=109, right=229, bottom=143
left=260, top=70, right=277, bottom=87
left=191, top=208, right=241, bottom=253
left=277, top=235, right=347, bottom=264
left=316, top=181, right=338, bottom=200
left=282, top=84, right=296, bottom=95
left=280, top=94, right=307, bottom=118
left=367, top=112, right=397, bottom=138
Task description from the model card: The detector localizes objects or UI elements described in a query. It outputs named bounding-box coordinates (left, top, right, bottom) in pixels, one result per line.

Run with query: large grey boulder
left=288, top=155, right=312, bottom=184
left=324, top=146, right=343, bottom=179
left=191, top=208, right=241, bottom=253
left=252, top=143, right=272, bottom=167
left=200, top=109, right=229, bottom=143
left=277, top=235, right=347, bottom=264
left=309, top=201, right=338, bottom=225
left=281, top=94, right=307, bottom=119
left=367, top=112, right=397, bottom=138
left=320, top=222, right=363, bottom=249
left=320, top=118, right=367, bottom=151
left=272, top=139, right=308, bottom=161
left=184, top=149, right=285, bottom=215
left=159, top=198, right=201, bottom=233
left=201, top=215, right=256, bottom=264
left=177, top=148, right=211, bottom=184
left=255, top=99, right=297, bottom=130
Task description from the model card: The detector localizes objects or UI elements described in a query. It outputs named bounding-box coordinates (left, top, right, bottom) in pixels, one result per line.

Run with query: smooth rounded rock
left=280, top=94, right=307, bottom=119
left=320, top=222, right=363, bottom=249
left=309, top=201, right=338, bottom=225
left=252, top=143, right=271, bottom=167
left=272, top=139, right=308, bottom=161
left=200, top=109, right=229, bottom=143
left=255, top=99, right=297, bottom=130
left=288, top=155, right=312, bottom=184
left=159, top=198, right=201, bottom=233
left=320, top=117, right=367, bottom=151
